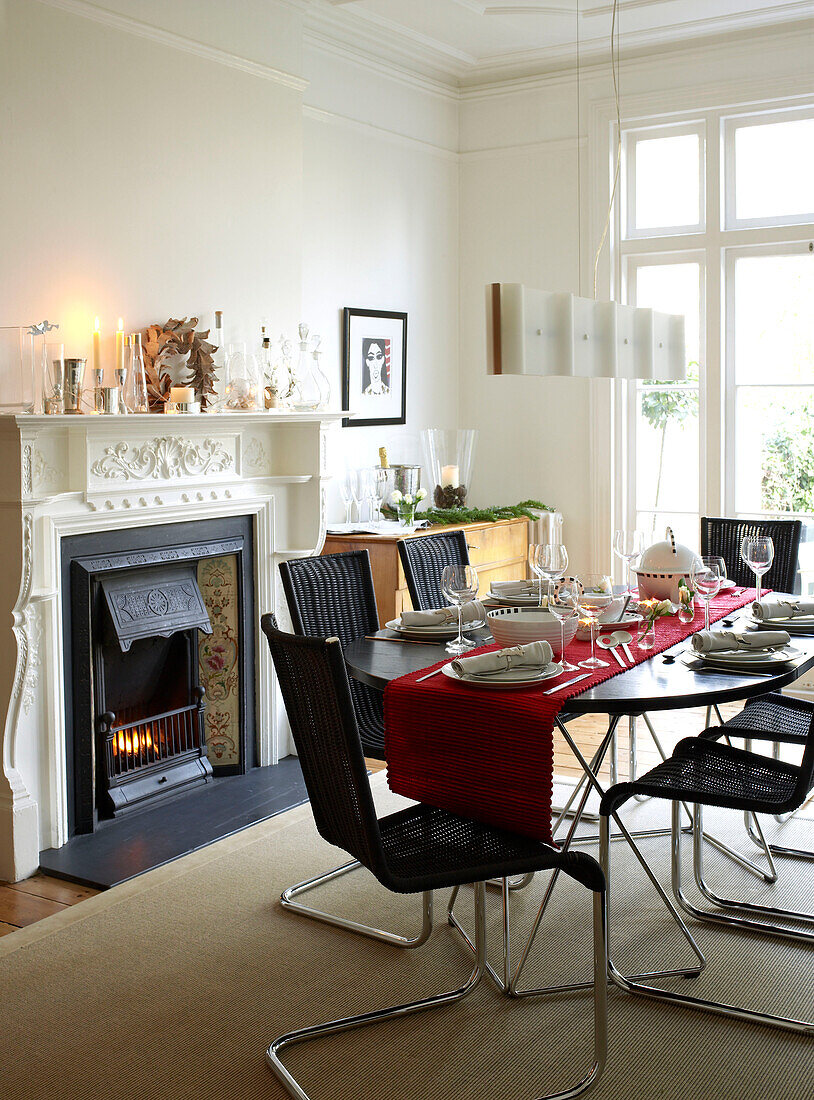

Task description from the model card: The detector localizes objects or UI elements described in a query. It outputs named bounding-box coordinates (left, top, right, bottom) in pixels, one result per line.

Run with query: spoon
left=610, top=630, right=635, bottom=663
left=597, top=635, right=626, bottom=667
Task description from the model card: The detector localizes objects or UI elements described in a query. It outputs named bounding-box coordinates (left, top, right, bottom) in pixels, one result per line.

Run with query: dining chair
left=279, top=550, right=385, bottom=759
left=700, top=516, right=802, bottom=592
left=262, top=616, right=608, bottom=1100
left=599, top=721, right=814, bottom=1033
left=397, top=529, right=470, bottom=610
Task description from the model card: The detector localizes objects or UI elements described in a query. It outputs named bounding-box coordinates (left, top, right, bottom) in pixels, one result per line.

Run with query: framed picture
left=341, top=307, right=407, bottom=428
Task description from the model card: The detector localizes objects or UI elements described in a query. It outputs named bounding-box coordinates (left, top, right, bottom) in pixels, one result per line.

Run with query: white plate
left=486, top=591, right=542, bottom=606
left=385, top=618, right=484, bottom=638
left=441, top=661, right=563, bottom=688
left=689, top=645, right=800, bottom=670
left=747, top=615, right=814, bottom=633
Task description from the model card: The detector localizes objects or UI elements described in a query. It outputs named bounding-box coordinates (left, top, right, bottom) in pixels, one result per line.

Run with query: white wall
left=301, top=46, right=460, bottom=504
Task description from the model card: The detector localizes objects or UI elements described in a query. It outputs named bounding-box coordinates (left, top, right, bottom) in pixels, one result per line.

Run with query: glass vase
left=225, top=342, right=263, bottom=411
left=397, top=503, right=417, bottom=527
left=421, top=428, right=477, bottom=510
left=637, top=620, right=656, bottom=650
left=125, top=334, right=149, bottom=413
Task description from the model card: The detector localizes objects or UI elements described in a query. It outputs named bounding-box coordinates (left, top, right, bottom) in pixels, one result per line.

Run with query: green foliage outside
left=760, top=394, right=814, bottom=513
left=639, top=363, right=699, bottom=533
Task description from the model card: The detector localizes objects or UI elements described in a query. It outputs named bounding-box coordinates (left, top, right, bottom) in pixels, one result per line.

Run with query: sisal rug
left=1, top=773, right=813, bottom=1100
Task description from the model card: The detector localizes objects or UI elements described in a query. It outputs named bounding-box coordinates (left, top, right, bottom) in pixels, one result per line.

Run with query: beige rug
left=1, top=774, right=813, bottom=1100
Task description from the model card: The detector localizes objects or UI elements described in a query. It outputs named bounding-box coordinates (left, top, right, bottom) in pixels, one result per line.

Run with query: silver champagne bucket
left=380, top=464, right=421, bottom=501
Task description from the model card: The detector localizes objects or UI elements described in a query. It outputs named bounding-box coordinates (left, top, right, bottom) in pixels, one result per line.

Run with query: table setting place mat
left=384, top=587, right=759, bottom=842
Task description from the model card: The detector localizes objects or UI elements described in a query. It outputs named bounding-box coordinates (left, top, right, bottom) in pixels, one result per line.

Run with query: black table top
left=344, top=615, right=814, bottom=715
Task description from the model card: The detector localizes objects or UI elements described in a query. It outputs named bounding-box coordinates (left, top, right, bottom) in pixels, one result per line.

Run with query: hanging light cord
left=592, top=0, right=621, bottom=299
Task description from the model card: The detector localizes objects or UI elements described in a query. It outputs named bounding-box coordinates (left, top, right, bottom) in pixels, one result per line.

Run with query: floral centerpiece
left=390, top=487, right=427, bottom=526
left=636, top=597, right=675, bottom=649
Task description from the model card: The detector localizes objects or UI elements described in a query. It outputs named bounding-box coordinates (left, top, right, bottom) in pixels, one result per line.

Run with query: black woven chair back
left=398, top=530, right=470, bottom=610
left=279, top=551, right=385, bottom=758
left=701, top=516, right=802, bottom=592
left=261, top=615, right=385, bottom=873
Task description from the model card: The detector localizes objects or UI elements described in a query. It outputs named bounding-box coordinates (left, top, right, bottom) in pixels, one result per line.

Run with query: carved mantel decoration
left=0, top=410, right=346, bottom=882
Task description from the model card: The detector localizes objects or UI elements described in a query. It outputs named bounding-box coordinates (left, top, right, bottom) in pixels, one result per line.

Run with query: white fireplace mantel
left=0, top=410, right=345, bottom=881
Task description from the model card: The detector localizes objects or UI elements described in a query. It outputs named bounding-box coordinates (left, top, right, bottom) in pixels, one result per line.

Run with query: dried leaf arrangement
left=141, top=318, right=219, bottom=411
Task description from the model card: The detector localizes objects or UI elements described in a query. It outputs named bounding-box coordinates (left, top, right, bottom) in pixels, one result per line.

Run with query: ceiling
left=312, top=0, right=814, bottom=86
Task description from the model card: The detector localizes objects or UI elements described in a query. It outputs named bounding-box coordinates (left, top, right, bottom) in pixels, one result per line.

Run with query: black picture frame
left=341, top=307, right=407, bottom=428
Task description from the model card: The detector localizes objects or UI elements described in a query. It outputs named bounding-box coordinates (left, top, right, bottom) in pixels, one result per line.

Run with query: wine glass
left=613, top=530, right=645, bottom=595
left=691, top=556, right=724, bottom=631
left=369, top=467, right=387, bottom=524
left=577, top=575, right=614, bottom=670
left=549, top=579, right=579, bottom=672
left=740, top=536, right=774, bottom=602
left=528, top=544, right=545, bottom=606
left=338, top=470, right=354, bottom=525
left=539, top=543, right=569, bottom=604
left=357, top=467, right=374, bottom=522
left=441, top=564, right=480, bottom=655
left=346, top=468, right=361, bottom=523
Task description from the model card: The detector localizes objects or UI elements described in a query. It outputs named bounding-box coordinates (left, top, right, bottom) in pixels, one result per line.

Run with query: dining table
left=343, top=597, right=814, bottom=994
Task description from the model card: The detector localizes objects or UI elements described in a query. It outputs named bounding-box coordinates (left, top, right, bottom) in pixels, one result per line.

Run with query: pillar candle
left=92, top=317, right=101, bottom=380
left=115, top=317, right=124, bottom=374
left=170, top=386, right=195, bottom=403
left=440, top=464, right=459, bottom=488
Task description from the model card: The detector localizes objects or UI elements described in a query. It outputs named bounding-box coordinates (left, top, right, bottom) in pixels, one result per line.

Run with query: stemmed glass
left=740, top=536, right=774, bottom=602
left=691, top=556, right=725, bottom=631
left=369, top=467, right=387, bottom=524
left=528, top=544, right=545, bottom=606
left=441, top=565, right=480, bottom=655
left=539, top=543, right=569, bottom=604
left=613, top=530, right=645, bottom=595
left=549, top=579, right=579, bottom=672
left=577, top=575, right=614, bottom=670
left=338, top=470, right=354, bottom=525
left=357, top=468, right=374, bottom=522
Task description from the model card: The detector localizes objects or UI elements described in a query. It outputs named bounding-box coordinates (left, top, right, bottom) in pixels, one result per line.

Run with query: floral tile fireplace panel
left=198, top=555, right=241, bottom=769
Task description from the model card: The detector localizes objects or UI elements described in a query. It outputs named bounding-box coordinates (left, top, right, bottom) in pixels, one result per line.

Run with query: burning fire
left=112, top=726, right=154, bottom=757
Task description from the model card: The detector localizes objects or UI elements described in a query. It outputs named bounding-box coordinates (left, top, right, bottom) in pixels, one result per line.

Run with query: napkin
left=400, top=600, right=485, bottom=628
left=490, top=580, right=541, bottom=596
left=752, top=597, right=814, bottom=621
left=691, top=629, right=790, bottom=654
left=451, top=640, right=552, bottom=678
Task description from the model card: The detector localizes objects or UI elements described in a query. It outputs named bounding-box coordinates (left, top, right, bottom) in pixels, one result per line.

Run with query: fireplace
left=63, top=515, right=256, bottom=835
left=94, top=564, right=214, bottom=816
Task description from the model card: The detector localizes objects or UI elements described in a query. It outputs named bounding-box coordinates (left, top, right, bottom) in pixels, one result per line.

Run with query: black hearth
left=62, top=516, right=256, bottom=836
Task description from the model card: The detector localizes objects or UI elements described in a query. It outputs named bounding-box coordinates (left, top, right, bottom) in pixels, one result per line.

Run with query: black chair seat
left=377, top=803, right=603, bottom=894
left=705, top=691, right=811, bottom=746
left=602, top=736, right=801, bottom=818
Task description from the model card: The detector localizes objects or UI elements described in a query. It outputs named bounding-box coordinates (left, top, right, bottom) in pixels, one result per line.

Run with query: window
left=617, top=103, right=814, bottom=586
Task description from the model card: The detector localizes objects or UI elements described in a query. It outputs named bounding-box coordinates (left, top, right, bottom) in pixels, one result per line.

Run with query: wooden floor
left=0, top=703, right=743, bottom=937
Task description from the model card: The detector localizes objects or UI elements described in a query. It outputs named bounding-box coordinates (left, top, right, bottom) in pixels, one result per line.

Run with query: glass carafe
left=291, top=323, right=323, bottom=410
left=125, top=333, right=149, bottom=413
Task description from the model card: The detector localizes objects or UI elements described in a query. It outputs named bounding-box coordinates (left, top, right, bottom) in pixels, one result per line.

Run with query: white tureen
left=634, top=527, right=700, bottom=602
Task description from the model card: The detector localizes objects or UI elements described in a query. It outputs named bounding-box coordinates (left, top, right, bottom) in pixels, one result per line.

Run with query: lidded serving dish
left=634, top=527, right=700, bottom=602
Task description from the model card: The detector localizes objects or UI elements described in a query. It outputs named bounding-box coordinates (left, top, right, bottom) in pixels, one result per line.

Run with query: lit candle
left=92, top=316, right=101, bottom=379
left=440, top=464, right=459, bottom=488
left=170, top=386, right=195, bottom=404
left=115, top=317, right=124, bottom=374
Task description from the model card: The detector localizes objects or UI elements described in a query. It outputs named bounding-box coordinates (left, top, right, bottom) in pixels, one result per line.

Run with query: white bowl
left=487, top=607, right=577, bottom=658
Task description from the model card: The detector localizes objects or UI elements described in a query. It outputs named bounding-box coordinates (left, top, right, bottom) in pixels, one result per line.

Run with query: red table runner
left=384, top=589, right=759, bottom=843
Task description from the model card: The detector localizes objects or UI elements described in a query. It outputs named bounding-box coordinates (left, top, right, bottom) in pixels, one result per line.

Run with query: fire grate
left=103, top=698, right=203, bottom=780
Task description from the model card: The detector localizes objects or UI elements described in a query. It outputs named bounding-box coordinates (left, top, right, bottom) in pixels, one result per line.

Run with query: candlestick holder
left=63, top=358, right=87, bottom=414
left=165, top=400, right=201, bottom=415
left=421, top=428, right=477, bottom=511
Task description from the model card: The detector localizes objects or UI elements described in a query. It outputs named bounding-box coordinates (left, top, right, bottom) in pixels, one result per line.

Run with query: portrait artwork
left=342, top=308, right=407, bottom=427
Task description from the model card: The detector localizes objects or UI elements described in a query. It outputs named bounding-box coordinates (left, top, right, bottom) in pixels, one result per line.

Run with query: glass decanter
left=311, top=335, right=331, bottom=409
left=125, top=333, right=149, bottom=413
left=291, top=323, right=322, bottom=410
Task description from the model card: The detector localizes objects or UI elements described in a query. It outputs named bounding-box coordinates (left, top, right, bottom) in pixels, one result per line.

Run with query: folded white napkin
left=400, top=600, right=485, bottom=628
left=752, top=597, right=814, bottom=621
left=490, top=579, right=541, bottom=596
left=691, top=629, right=790, bottom=654
left=451, top=640, right=552, bottom=678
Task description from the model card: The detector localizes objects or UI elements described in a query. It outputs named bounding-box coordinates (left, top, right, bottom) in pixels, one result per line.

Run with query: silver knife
left=544, top=673, right=591, bottom=694
left=416, top=665, right=445, bottom=682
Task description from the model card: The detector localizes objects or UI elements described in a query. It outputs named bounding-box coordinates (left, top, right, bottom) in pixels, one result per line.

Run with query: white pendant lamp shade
left=486, top=283, right=686, bottom=381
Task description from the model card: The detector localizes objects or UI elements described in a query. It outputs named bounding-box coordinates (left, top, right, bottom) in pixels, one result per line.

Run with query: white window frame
left=724, top=106, right=814, bottom=231
left=623, top=120, right=706, bottom=240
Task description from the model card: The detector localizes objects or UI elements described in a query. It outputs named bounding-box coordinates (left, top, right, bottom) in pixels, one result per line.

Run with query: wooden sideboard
left=321, top=516, right=530, bottom=625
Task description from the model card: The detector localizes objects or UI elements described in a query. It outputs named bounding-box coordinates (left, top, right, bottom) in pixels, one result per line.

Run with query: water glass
left=740, top=536, right=774, bottom=602
left=539, top=543, right=569, bottom=604
left=691, top=556, right=724, bottom=631
left=549, top=579, right=579, bottom=672
left=613, top=530, right=645, bottom=594
left=577, top=575, right=614, bottom=670
left=441, top=564, right=479, bottom=655
left=528, top=544, right=545, bottom=606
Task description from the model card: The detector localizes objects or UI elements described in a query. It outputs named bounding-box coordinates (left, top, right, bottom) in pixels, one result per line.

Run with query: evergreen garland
left=381, top=499, right=553, bottom=527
